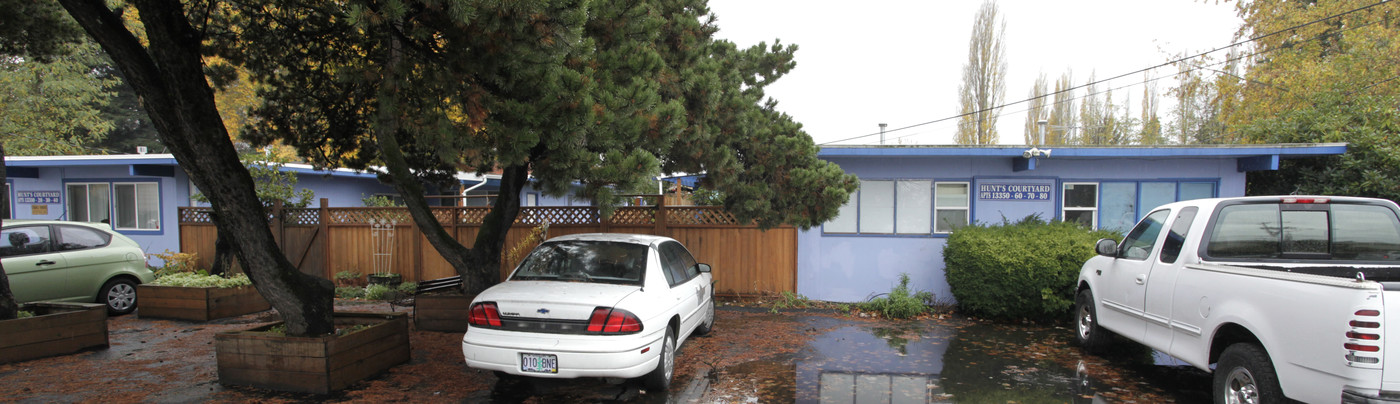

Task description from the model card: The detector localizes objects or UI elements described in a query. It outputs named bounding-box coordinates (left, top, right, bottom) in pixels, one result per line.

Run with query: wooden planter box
left=0, top=302, right=108, bottom=364
left=215, top=312, right=410, bottom=394
left=414, top=293, right=475, bottom=332
left=138, top=284, right=271, bottom=321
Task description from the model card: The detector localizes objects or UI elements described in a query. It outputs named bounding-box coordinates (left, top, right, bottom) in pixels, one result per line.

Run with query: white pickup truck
left=1075, top=196, right=1400, bottom=404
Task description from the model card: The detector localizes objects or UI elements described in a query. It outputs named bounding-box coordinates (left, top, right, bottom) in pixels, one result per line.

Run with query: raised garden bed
left=0, top=302, right=108, bottom=364
left=137, top=284, right=271, bottom=321
left=215, top=311, right=410, bottom=394
left=413, top=293, right=475, bottom=332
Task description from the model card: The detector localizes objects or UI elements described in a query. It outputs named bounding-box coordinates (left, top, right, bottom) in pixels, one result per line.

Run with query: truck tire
left=1074, top=289, right=1112, bottom=352
left=1214, top=343, right=1284, bottom=404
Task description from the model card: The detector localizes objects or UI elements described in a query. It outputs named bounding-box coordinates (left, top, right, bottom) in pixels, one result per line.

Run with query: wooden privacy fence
left=177, top=198, right=797, bottom=296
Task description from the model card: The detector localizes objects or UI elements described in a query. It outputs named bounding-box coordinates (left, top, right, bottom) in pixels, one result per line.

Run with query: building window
left=824, top=179, right=934, bottom=235
left=525, top=193, right=539, bottom=207
left=113, top=183, right=160, bottom=230
left=934, top=182, right=969, bottom=234
left=1063, top=183, right=1098, bottom=228
left=896, top=181, right=931, bottom=234
left=66, top=183, right=111, bottom=224
left=1073, top=180, right=1216, bottom=232
left=826, top=189, right=858, bottom=233
left=859, top=180, right=895, bottom=233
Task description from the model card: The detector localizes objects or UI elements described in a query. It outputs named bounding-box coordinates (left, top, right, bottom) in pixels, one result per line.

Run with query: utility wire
left=820, top=0, right=1396, bottom=145
left=886, top=11, right=1387, bottom=145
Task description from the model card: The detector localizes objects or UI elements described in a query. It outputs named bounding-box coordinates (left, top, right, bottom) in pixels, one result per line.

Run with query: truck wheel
left=1074, top=289, right=1111, bottom=352
left=1214, top=343, right=1283, bottom=404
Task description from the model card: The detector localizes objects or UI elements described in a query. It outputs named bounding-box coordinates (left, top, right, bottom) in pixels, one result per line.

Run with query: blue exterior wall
left=6, top=164, right=192, bottom=263
left=797, top=155, right=1244, bottom=303
left=291, top=173, right=399, bottom=207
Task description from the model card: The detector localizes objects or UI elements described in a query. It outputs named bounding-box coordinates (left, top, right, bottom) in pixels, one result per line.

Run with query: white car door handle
left=1135, top=275, right=1146, bottom=285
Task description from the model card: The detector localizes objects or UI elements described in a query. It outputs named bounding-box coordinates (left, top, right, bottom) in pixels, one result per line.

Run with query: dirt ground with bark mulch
left=0, top=299, right=828, bottom=403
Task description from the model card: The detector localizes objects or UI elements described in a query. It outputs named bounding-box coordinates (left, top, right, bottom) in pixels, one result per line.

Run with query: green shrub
left=336, top=286, right=366, bottom=299
left=860, top=273, right=932, bottom=319
left=397, top=282, right=417, bottom=295
left=335, top=270, right=360, bottom=281
left=944, top=215, right=1120, bottom=321
left=17, top=310, right=34, bottom=319
left=364, top=284, right=393, bottom=300
left=150, top=272, right=253, bottom=288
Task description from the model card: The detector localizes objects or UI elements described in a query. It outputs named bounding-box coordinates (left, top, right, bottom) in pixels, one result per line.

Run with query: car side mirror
left=1095, top=239, right=1119, bottom=257
left=697, top=263, right=711, bottom=273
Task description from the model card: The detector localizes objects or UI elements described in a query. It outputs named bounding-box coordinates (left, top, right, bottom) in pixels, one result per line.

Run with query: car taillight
left=1346, top=309, right=1382, bottom=366
left=587, top=307, right=643, bottom=334
left=1281, top=197, right=1329, bottom=204
left=469, top=302, right=502, bottom=327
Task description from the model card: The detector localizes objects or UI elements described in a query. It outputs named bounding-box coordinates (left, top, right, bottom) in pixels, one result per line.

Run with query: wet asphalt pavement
left=0, top=303, right=1214, bottom=403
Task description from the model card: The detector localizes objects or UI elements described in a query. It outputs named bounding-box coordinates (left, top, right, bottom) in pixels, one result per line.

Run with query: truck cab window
left=1120, top=209, right=1170, bottom=260
left=1160, top=207, right=1199, bottom=264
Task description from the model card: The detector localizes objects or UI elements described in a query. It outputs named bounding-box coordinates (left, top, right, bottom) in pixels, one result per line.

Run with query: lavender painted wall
left=797, top=155, right=1244, bottom=303
left=7, top=165, right=192, bottom=266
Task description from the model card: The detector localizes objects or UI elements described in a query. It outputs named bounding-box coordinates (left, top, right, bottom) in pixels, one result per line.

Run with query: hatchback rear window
left=510, top=241, right=648, bottom=285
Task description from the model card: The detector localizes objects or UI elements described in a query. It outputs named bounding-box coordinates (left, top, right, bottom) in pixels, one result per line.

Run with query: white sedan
left=461, top=233, right=716, bottom=390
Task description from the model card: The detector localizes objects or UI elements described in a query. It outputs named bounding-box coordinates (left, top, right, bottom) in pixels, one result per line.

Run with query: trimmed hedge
left=944, top=216, right=1119, bottom=321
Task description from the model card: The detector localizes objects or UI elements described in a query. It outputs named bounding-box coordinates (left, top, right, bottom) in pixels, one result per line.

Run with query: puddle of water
left=696, top=316, right=1211, bottom=404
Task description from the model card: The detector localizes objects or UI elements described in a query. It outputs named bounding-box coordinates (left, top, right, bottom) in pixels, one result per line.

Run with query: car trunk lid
left=483, top=281, right=640, bottom=321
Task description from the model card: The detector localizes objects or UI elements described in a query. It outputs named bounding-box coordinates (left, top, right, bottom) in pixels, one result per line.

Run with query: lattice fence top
left=328, top=208, right=413, bottom=225
left=457, top=208, right=490, bottom=224
left=610, top=208, right=655, bottom=225
left=181, top=205, right=755, bottom=227
left=515, top=207, right=599, bottom=226
left=667, top=207, right=740, bottom=226
left=180, top=208, right=213, bottom=224
left=431, top=208, right=455, bottom=224
left=285, top=208, right=320, bottom=225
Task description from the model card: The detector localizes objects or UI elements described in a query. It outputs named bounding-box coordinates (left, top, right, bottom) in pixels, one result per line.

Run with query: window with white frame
left=66, top=183, right=111, bottom=224
left=2, top=182, right=10, bottom=219
left=113, top=182, right=159, bottom=230
left=824, top=179, right=933, bottom=235
left=934, top=182, right=969, bottom=234
left=1063, top=183, right=1098, bottom=228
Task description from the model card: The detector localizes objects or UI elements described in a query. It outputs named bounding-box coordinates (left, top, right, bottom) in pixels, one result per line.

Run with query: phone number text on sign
left=978, top=184, right=1051, bottom=201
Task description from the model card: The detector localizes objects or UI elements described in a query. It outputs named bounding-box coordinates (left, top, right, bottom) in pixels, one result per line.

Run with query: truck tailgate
left=1384, top=287, right=1400, bottom=391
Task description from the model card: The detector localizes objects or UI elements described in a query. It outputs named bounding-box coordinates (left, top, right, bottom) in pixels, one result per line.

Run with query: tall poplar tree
left=954, top=0, right=1007, bottom=145
left=1139, top=74, right=1164, bottom=145
left=1022, top=73, right=1048, bottom=145
left=1047, top=71, right=1076, bottom=145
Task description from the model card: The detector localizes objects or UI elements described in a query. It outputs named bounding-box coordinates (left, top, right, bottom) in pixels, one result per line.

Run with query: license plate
left=520, top=353, right=558, bottom=374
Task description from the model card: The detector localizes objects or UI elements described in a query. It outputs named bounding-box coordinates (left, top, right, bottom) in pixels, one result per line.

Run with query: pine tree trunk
left=57, top=0, right=334, bottom=336
left=0, top=142, right=19, bottom=320
left=210, top=227, right=234, bottom=276
left=464, top=164, right=529, bottom=294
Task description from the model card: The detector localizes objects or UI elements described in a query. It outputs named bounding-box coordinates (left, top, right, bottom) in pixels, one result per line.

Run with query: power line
left=885, top=11, right=1387, bottom=145
left=820, top=0, right=1396, bottom=145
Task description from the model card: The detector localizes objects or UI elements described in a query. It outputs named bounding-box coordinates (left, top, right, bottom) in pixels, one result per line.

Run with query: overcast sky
left=705, top=0, right=1245, bottom=146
